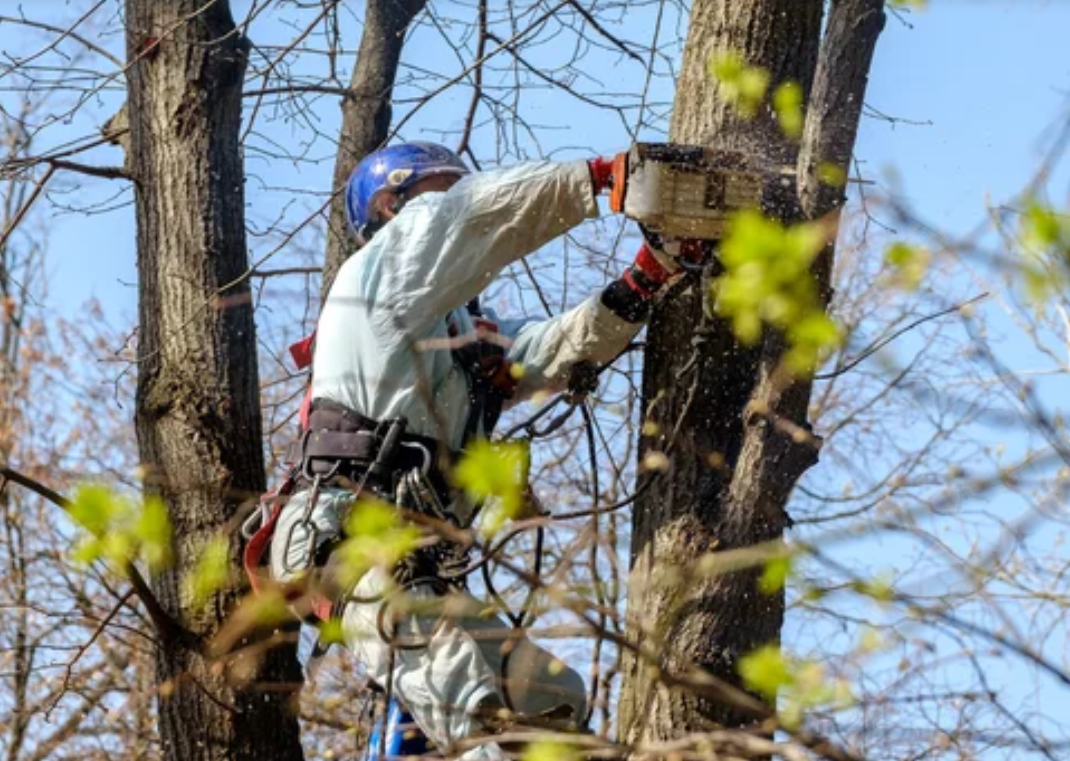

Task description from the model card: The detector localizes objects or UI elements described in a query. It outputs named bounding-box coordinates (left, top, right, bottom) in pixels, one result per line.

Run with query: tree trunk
left=125, top=3, right=303, bottom=760
left=620, top=0, right=884, bottom=741
left=320, top=0, right=428, bottom=301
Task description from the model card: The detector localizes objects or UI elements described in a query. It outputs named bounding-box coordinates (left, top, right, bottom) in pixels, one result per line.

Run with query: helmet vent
left=387, top=168, right=414, bottom=188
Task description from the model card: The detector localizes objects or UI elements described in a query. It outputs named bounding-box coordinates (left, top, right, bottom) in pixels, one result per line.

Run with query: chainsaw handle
left=587, top=150, right=630, bottom=212
left=608, top=151, right=628, bottom=213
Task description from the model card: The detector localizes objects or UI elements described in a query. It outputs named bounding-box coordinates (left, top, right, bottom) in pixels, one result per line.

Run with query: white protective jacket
left=311, top=159, right=640, bottom=454
left=274, top=159, right=644, bottom=757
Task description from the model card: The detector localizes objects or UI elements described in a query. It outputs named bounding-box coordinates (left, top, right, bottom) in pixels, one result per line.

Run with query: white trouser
left=269, top=487, right=587, bottom=758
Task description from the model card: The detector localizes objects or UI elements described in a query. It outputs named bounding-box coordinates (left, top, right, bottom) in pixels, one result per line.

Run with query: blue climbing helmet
left=345, top=141, right=470, bottom=240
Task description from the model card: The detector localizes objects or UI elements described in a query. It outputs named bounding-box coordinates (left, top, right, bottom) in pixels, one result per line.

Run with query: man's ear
left=373, top=190, right=401, bottom=221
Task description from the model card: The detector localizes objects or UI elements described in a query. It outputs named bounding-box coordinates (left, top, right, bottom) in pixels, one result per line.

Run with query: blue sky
left=860, top=2, right=1070, bottom=223
left=28, top=2, right=1070, bottom=318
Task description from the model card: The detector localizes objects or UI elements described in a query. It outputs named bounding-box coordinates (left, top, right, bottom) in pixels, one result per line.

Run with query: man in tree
left=268, top=141, right=689, bottom=758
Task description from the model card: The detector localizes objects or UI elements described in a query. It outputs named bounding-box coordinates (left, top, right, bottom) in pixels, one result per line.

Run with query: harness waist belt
left=290, top=399, right=453, bottom=484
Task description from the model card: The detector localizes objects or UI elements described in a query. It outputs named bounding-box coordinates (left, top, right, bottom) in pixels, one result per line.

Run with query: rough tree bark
left=320, top=0, right=428, bottom=301
left=620, top=0, right=885, bottom=741
left=125, top=3, right=303, bottom=760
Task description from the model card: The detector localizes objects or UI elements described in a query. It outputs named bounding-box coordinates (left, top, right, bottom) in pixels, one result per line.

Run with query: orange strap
left=243, top=500, right=284, bottom=596
left=609, top=151, right=628, bottom=213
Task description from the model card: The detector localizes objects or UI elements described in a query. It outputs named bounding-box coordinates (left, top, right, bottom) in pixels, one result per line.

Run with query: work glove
left=621, top=240, right=680, bottom=299
left=602, top=235, right=701, bottom=324
left=638, top=224, right=708, bottom=275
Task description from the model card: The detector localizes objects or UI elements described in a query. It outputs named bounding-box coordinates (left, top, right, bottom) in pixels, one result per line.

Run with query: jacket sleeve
left=492, top=294, right=643, bottom=402
left=361, top=160, right=598, bottom=338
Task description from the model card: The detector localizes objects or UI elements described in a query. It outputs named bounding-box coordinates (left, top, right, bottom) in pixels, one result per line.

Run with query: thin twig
left=0, top=165, right=54, bottom=252
left=46, top=589, right=135, bottom=720
left=815, top=292, right=989, bottom=380
left=0, top=10, right=123, bottom=68
left=0, top=464, right=197, bottom=647
left=564, top=0, right=644, bottom=64
left=47, top=158, right=128, bottom=180
left=389, top=0, right=573, bottom=138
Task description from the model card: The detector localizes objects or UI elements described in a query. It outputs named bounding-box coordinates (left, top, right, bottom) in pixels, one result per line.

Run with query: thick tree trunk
left=320, top=0, right=427, bottom=301
left=125, top=3, right=303, bottom=760
left=620, top=0, right=883, bottom=742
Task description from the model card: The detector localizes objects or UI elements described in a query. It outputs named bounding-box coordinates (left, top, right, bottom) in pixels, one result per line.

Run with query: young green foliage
left=773, top=81, right=804, bottom=140
left=883, top=241, right=931, bottom=291
left=817, top=162, right=848, bottom=189
left=851, top=573, right=895, bottom=604
left=1018, top=200, right=1070, bottom=301
left=453, top=439, right=531, bottom=535
left=739, top=644, right=853, bottom=729
left=758, top=554, right=793, bottom=595
left=317, top=616, right=347, bottom=646
left=524, top=741, right=580, bottom=761
left=69, top=483, right=173, bottom=572
left=716, top=210, right=840, bottom=371
left=708, top=50, right=770, bottom=118
left=334, top=497, right=421, bottom=589
left=738, top=644, right=791, bottom=702
left=184, top=535, right=232, bottom=610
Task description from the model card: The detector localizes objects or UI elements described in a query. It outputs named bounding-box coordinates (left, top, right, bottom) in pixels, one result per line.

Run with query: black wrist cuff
left=601, top=277, right=652, bottom=323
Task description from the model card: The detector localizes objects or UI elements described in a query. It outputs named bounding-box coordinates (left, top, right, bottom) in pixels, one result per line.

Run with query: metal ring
left=240, top=504, right=266, bottom=540
left=398, top=440, right=431, bottom=475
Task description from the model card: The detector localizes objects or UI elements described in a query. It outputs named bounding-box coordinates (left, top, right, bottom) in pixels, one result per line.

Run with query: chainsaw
left=613, top=142, right=791, bottom=243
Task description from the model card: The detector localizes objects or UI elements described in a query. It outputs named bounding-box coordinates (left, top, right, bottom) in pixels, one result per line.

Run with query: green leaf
left=788, top=313, right=842, bottom=372
left=185, top=536, right=232, bottom=610
left=853, top=573, right=895, bottom=603
left=318, top=617, right=346, bottom=646
left=68, top=484, right=174, bottom=572
left=524, top=741, right=579, bottom=761
left=715, top=211, right=840, bottom=371
left=454, top=440, right=530, bottom=534
left=883, top=241, right=931, bottom=291
left=336, top=498, right=420, bottom=588
left=739, top=644, right=790, bottom=701
left=72, top=537, right=104, bottom=566
left=135, top=496, right=173, bottom=571
left=858, top=627, right=884, bottom=654
left=739, top=644, right=855, bottom=730
left=1018, top=201, right=1070, bottom=301
left=708, top=50, right=770, bottom=118
left=773, top=81, right=804, bottom=140
left=817, top=162, right=847, bottom=188
left=758, top=555, right=792, bottom=595
left=69, top=484, right=118, bottom=538
left=238, top=589, right=292, bottom=629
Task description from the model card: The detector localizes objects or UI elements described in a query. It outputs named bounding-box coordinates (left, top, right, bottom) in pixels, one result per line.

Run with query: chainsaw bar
left=623, top=142, right=794, bottom=241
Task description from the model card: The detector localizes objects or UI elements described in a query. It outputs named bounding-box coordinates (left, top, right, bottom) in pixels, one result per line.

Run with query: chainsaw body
left=620, top=143, right=778, bottom=242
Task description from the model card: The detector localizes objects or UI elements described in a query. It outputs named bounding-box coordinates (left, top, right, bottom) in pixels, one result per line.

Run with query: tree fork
left=620, top=0, right=884, bottom=741
left=125, top=2, right=304, bottom=759
left=320, top=0, right=428, bottom=301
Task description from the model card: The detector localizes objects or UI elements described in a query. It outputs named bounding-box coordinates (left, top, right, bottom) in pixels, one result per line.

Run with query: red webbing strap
left=290, top=332, right=317, bottom=431
left=243, top=501, right=284, bottom=596
left=242, top=488, right=335, bottom=623
left=298, top=386, right=314, bottom=431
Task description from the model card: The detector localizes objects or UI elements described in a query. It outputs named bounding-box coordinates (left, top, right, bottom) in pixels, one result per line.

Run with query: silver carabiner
left=398, top=440, right=431, bottom=476
left=240, top=503, right=266, bottom=540
left=281, top=474, right=325, bottom=576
